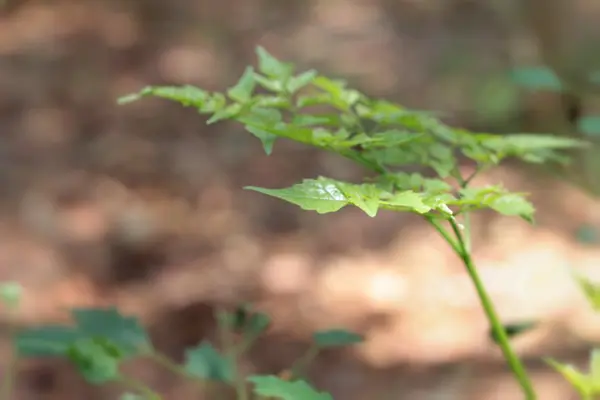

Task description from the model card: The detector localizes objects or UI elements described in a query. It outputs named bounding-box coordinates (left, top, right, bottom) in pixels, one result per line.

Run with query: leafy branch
left=116, top=46, right=591, bottom=399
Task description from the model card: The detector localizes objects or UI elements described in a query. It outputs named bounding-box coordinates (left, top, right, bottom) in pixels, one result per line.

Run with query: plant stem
left=216, top=308, right=248, bottom=400
left=447, top=218, right=536, bottom=399
left=426, top=216, right=461, bottom=254
left=462, top=212, right=472, bottom=253
left=290, top=345, right=320, bottom=380
left=147, top=351, right=190, bottom=378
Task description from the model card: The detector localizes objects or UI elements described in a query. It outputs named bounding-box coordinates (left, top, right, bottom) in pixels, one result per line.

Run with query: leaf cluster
left=8, top=299, right=364, bottom=400
left=119, top=47, right=587, bottom=223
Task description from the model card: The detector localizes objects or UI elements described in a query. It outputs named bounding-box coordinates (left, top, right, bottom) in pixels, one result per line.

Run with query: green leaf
left=246, top=178, right=447, bottom=217
left=17, top=325, right=83, bottom=357
left=291, top=114, right=340, bottom=127
left=312, top=76, right=362, bottom=110
left=455, top=186, right=535, bottom=222
left=575, top=224, right=599, bottom=244
left=589, top=348, right=600, bottom=381
left=246, top=125, right=277, bottom=155
left=338, top=183, right=381, bottom=217
left=248, top=375, right=333, bottom=400
left=475, top=133, right=587, bottom=166
left=220, top=305, right=271, bottom=337
left=578, top=116, right=600, bottom=138
left=253, top=95, right=290, bottom=108
left=489, top=321, right=537, bottom=344
left=575, top=275, right=600, bottom=311
left=71, top=307, right=151, bottom=356
left=245, top=179, right=383, bottom=216
left=227, top=66, right=256, bottom=102
left=17, top=307, right=150, bottom=359
left=245, top=179, right=349, bottom=215
left=296, top=93, right=336, bottom=109
left=546, top=358, right=592, bottom=397
left=509, top=66, right=563, bottom=92
left=118, top=85, right=209, bottom=107
left=0, top=281, right=22, bottom=309
left=287, top=70, right=317, bottom=93
left=66, top=337, right=121, bottom=384
left=253, top=73, right=284, bottom=92
left=207, top=103, right=243, bottom=124
left=485, top=134, right=588, bottom=152
left=245, top=312, right=271, bottom=337
left=255, top=47, right=293, bottom=79
left=380, top=190, right=433, bottom=214
left=313, top=329, right=364, bottom=348
left=184, top=341, right=233, bottom=383
left=488, top=193, right=535, bottom=222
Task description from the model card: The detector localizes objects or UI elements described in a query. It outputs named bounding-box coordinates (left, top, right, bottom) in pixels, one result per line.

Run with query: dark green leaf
left=248, top=375, right=333, bottom=400
left=184, top=341, right=233, bottom=383
left=219, top=305, right=271, bottom=336
left=17, top=325, right=83, bottom=357
left=575, top=224, right=599, bottom=244
left=489, top=321, right=537, bottom=344
left=313, top=329, right=364, bottom=348
left=578, top=116, right=600, bottom=138
left=509, top=66, right=563, bottom=92
left=245, top=312, right=271, bottom=337
left=71, top=307, right=151, bottom=356
left=66, top=337, right=121, bottom=384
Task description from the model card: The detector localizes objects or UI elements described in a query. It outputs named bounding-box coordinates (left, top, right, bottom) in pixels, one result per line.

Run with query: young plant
left=0, top=285, right=359, bottom=400
left=0, top=48, right=590, bottom=400
left=117, top=47, right=589, bottom=399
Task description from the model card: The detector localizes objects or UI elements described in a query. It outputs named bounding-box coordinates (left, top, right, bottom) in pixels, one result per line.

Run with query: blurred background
left=1, top=0, right=600, bottom=399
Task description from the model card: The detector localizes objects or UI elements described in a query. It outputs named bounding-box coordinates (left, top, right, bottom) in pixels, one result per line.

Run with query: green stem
left=426, top=216, right=461, bottom=254
left=462, top=212, right=472, bottom=254
left=147, top=351, right=187, bottom=376
left=452, top=165, right=479, bottom=254
left=290, top=345, right=320, bottom=380
left=447, top=218, right=536, bottom=399
left=216, top=308, right=248, bottom=400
